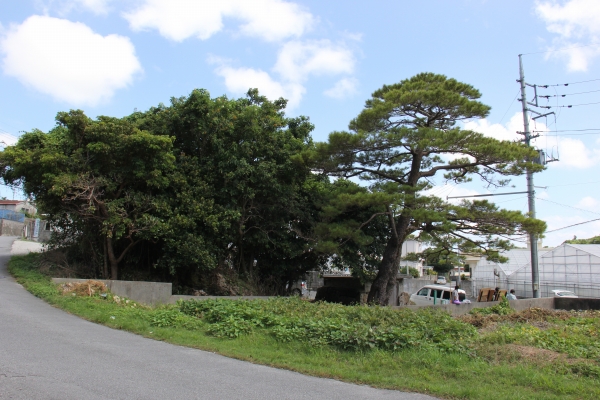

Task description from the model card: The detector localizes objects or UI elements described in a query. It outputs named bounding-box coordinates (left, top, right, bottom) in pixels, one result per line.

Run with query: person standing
left=452, top=285, right=461, bottom=304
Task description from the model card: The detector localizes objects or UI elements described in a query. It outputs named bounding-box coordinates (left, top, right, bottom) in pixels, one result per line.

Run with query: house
left=0, top=200, right=37, bottom=215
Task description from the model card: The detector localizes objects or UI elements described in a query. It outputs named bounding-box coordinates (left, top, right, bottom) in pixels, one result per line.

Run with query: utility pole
left=517, top=54, right=552, bottom=298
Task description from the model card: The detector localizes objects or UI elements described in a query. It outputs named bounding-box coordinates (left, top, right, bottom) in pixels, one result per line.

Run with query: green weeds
left=178, top=297, right=475, bottom=352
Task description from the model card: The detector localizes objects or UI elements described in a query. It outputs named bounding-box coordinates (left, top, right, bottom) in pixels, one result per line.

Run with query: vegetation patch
left=178, top=297, right=476, bottom=352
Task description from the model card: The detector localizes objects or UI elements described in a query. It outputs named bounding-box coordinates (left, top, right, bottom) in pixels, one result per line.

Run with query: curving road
left=0, top=236, right=436, bottom=400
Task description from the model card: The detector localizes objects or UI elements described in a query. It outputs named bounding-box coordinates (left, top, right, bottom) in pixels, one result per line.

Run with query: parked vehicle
left=551, top=289, right=578, bottom=298
left=435, top=276, right=446, bottom=285
left=410, top=284, right=466, bottom=306
left=288, top=281, right=307, bottom=296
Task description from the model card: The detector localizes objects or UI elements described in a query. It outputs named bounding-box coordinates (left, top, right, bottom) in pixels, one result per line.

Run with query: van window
left=459, top=293, right=466, bottom=301
left=431, top=289, right=444, bottom=298
left=442, top=291, right=451, bottom=300
left=416, top=288, right=429, bottom=296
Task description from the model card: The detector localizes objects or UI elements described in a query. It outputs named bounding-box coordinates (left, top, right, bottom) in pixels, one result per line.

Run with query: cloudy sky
left=1, top=0, right=600, bottom=246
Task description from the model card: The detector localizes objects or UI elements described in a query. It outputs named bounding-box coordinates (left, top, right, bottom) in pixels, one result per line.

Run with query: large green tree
left=314, top=73, right=546, bottom=305
left=130, top=89, right=326, bottom=291
left=0, top=110, right=175, bottom=279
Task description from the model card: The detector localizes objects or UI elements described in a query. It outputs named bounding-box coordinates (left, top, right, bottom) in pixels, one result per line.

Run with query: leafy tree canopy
left=312, top=73, right=546, bottom=305
left=0, top=110, right=175, bottom=279
left=564, top=235, right=600, bottom=244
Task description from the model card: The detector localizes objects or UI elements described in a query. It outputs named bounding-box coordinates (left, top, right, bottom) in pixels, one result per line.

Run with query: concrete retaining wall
left=555, top=297, right=600, bottom=311
left=169, top=295, right=274, bottom=304
left=51, top=277, right=599, bottom=313
left=52, top=278, right=172, bottom=306
left=395, top=297, right=556, bottom=316
left=0, top=219, right=24, bottom=236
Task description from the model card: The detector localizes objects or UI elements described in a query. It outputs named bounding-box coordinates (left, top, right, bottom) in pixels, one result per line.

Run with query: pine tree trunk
left=367, top=236, right=401, bottom=305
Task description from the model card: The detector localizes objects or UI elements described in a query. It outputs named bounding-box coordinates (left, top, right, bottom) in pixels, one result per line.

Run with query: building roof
left=0, top=200, right=26, bottom=205
left=563, top=244, right=600, bottom=259
left=481, top=248, right=552, bottom=276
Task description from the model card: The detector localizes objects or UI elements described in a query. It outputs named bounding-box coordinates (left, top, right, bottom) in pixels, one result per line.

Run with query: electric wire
left=538, top=78, right=600, bottom=87
left=548, top=100, right=600, bottom=108
left=539, top=88, right=600, bottom=98
left=498, top=90, right=520, bottom=126
left=520, top=43, right=600, bottom=56
left=537, top=180, right=600, bottom=188
left=534, top=128, right=600, bottom=132
left=545, top=218, right=600, bottom=234
left=536, top=197, right=600, bottom=216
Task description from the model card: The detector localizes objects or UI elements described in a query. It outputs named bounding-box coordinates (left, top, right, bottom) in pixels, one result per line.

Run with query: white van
left=409, top=284, right=466, bottom=306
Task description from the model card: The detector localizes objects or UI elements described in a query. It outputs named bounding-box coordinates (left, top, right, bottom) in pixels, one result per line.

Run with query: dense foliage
left=1, top=76, right=546, bottom=297
left=1, top=90, right=333, bottom=292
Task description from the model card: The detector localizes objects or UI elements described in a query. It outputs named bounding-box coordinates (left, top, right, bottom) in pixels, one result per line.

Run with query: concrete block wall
left=169, top=295, right=273, bottom=304
left=52, top=278, right=172, bottom=306
left=0, top=219, right=24, bottom=236
left=395, top=297, right=556, bottom=316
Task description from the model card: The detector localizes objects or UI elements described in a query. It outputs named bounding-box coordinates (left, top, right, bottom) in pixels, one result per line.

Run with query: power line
left=536, top=197, right=600, bottom=217
left=520, top=43, right=600, bottom=56
left=551, top=100, right=600, bottom=108
left=539, top=132, right=600, bottom=136
left=499, top=90, right=520, bottom=125
left=538, top=78, right=600, bottom=87
left=546, top=218, right=600, bottom=234
left=534, top=128, right=600, bottom=132
left=538, top=180, right=600, bottom=188
left=539, top=89, right=600, bottom=98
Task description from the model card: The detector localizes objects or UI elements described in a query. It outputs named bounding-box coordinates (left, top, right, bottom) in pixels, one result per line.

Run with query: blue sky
left=1, top=0, right=599, bottom=246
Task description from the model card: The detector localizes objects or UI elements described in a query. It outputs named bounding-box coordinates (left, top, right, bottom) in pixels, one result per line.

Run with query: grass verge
left=8, top=253, right=600, bottom=400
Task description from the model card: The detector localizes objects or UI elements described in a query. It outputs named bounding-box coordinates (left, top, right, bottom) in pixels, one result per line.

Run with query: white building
left=398, top=240, right=424, bottom=276
left=471, top=243, right=600, bottom=298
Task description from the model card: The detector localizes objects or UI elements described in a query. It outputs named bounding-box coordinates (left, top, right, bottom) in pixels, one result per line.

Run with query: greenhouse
left=470, top=243, right=600, bottom=298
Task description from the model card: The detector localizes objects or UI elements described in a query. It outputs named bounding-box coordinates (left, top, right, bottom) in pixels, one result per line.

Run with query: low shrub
left=178, top=297, right=476, bottom=352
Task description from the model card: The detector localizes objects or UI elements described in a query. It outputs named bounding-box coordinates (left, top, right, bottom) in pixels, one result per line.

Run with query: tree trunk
left=103, top=239, right=109, bottom=279
left=106, top=236, right=119, bottom=280
left=367, top=235, right=402, bottom=305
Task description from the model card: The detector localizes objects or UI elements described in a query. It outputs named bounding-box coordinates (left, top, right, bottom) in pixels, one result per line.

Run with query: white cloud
left=465, top=112, right=600, bottom=169
left=213, top=63, right=305, bottom=109
left=547, top=136, right=600, bottom=168
left=535, top=0, right=600, bottom=71
left=74, top=0, right=112, bottom=14
left=124, top=0, right=314, bottom=42
left=0, top=15, right=142, bottom=106
left=463, top=112, right=533, bottom=142
left=36, top=0, right=113, bottom=15
left=324, top=77, right=358, bottom=99
left=0, top=133, right=19, bottom=146
left=273, top=40, right=354, bottom=82
left=577, top=196, right=599, bottom=209
left=537, top=190, right=550, bottom=200
left=210, top=39, right=356, bottom=109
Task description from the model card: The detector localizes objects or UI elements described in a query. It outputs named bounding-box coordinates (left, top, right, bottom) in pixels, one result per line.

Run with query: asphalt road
left=0, top=236, right=437, bottom=400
